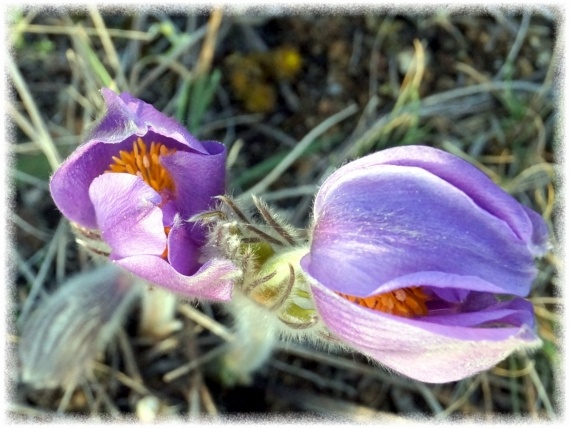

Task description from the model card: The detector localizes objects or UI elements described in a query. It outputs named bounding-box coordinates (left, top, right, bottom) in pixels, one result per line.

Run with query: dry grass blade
left=344, top=79, right=549, bottom=160
left=194, top=7, right=223, bottom=77
left=11, top=213, right=51, bottom=241
left=435, top=377, right=481, bottom=419
left=16, top=23, right=155, bottom=40
left=393, top=39, right=425, bottom=112
left=268, top=359, right=358, bottom=395
left=132, top=26, right=207, bottom=94
left=267, top=385, right=422, bottom=422
left=92, top=362, right=149, bottom=395
left=17, top=220, right=67, bottom=327
left=277, top=342, right=444, bottom=414
left=88, top=7, right=129, bottom=90
left=8, top=102, right=37, bottom=143
left=199, top=383, right=218, bottom=416
left=177, top=303, right=235, bottom=343
left=8, top=403, right=58, bottom=419
left=116, top=329, right=145, bottom=386
left=8, top=58, right=61, bottom=169
left=495, top=12, right=531, bottom=80
left=239, top=103, right=359, bottom=199
left=526, top=360, right=556, bottom=419
left=163, top=344, right=228, bottom=383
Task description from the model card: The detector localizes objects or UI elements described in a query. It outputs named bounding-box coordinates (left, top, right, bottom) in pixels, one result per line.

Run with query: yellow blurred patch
left=225, top=46, right=302, bottom=113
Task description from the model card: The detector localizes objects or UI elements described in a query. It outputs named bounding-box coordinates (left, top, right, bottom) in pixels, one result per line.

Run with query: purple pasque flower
left=301, top=145, right=549, bottom=383
left=50, top=88, right=236, bottom=300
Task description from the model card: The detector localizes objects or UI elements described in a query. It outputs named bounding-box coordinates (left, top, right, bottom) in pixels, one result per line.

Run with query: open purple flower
left=50, top=88, right=236, bottom=300
left=301, top=145, right=548, bottom=383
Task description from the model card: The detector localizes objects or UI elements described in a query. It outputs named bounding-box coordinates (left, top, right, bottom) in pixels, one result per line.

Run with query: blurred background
left=8, top=6, right=560, bottom=422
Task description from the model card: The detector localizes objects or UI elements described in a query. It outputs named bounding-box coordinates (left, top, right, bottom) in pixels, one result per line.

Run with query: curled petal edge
left=96, top=88, right=206, bottom=154
left=114, top=256, right=239, bottom=301
left=310, top=279, right=542, bottom=383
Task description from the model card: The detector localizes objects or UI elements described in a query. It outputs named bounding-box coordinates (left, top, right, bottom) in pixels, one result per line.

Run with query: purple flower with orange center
left=50, top=88, right=236, bottom=300
left=301, top=145, right=549, bottom=383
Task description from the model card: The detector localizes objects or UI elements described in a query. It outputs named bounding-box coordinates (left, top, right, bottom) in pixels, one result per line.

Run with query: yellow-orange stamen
left=108, top=138, right=176, bottom=193
left=339, top=287, right=429, bottom=318
left=108, top=139, right=176, bottom=260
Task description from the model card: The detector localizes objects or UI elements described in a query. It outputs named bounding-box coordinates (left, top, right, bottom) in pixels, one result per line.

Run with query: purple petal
left=160, top=141, right=226, bottom=218
left=315, top=146, right=546, bottom=250
left=304, top=164, right=537, bottom=297
left=50, top=138, right=136, bottom=228
left=167, top=215, right=201, bottom=276
left=115, top=256, right=238, bottom=301
left=522, top=205, right=550, bottom=256
left=91, top=88, right=207, bottom=153
left=311, top=283, right=541, bottom=383
left=161, top=199, right=178, bottom=227
left=89, top=173, right=166, bottom=259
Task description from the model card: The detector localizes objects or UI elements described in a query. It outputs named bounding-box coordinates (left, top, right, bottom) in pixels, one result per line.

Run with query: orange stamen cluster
left=339, top=287, right=429, bottom=318
left=108, top=139, right=177, bottom=261
left=108, top=138, right=176, bottom=193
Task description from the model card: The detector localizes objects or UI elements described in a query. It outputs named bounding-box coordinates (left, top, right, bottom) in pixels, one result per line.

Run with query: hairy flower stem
left=219, top=296, right=279, bottom=386
left=199, top=195, right=321, bottom=384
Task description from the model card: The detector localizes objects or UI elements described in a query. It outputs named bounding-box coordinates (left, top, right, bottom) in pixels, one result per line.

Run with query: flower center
left=108, top=138, right=176, bottom=260
left=338, top=287, right=429, bottom=318
left=108, top=138, right=176, bottom=193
